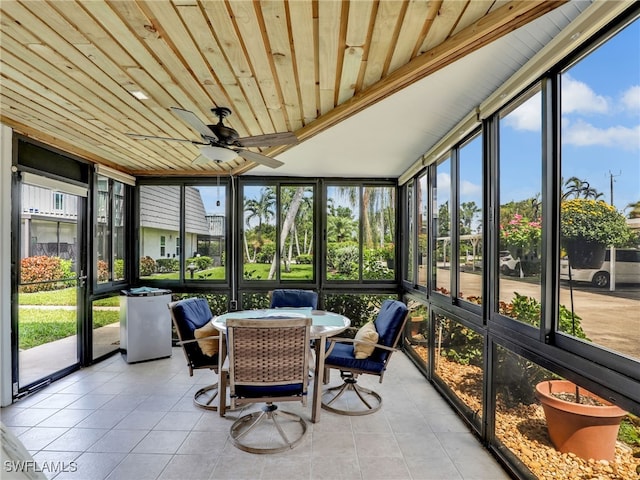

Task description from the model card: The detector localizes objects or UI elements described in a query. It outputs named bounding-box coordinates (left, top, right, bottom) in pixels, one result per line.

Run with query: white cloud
left=563, top=119, right=640, bottom=151
left=436, top=172, right=451, bottom=202
left=461, top=179, right=482, bottom=197
left=503, top=92, right=541, bottom=132
left=561, top=75, right=609, bottom=114
left=621, top=85, right=640, bottom=111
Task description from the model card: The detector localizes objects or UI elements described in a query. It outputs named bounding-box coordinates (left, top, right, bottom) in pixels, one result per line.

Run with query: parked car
left=500, top=250, right=520, bottom=275
left=560, top=248, right=640, bottom=288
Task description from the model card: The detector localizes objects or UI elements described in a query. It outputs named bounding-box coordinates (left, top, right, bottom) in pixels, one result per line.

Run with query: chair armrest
left=176, top=335, right=219, bottom=347
left=325, top=337, right=398, bottom=356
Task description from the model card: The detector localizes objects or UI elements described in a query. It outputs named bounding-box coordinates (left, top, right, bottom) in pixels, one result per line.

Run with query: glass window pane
left=326, top=185, right=360, bottom=280
left=139, top=185, right=181, bottom=280
left=243, top=185, right=276, bottom=281
left=434, top=157, right=451, bottom=294
left=404, top=296, right=429, bottom=369
left=458, top=134, right=483, bottom=303
left=96, top=176, right=110, bottom=284
left=280, top=185, right=314, bottom=280
left=405, top=182, right=415, bottom=283
left=92, top=295, right=120, bottom=360
left=418, top=174, right=428, bottom=286
left=113, top=181, right=125, bottom=282
left=559, top=19, right=639, bottom=361
left=185, top=185, right=226, bottom=281
left=363, top=186, right=395, bottom=281
left=434, top=313, right=483, bottom=428
left=498, top=88, right=543, bottom=327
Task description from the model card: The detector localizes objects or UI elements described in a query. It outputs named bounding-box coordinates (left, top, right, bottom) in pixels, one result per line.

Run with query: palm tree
left=626, top=201, right=640, bottom=219
left=244, top=187, right=275, bottom=262
left=562, top=176, right=603, bottom=200
left=460, top=201, right=480, bottom=235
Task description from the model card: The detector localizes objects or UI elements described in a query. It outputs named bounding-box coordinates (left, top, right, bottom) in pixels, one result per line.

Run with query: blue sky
left=501, top=19, right=639, bottom=214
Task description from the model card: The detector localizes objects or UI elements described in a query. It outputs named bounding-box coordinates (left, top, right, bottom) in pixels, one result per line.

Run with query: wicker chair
left=168, top=298, right=221, bottom=410
left=321, top=299, right=409, bottom=415
left=220, top=317, right=311, bottom=454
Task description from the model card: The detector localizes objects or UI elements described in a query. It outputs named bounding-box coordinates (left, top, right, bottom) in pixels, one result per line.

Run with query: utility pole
left=608, top=170, right=621, bottom=206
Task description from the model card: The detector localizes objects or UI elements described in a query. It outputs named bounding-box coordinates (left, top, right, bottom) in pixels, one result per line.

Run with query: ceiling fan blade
left=170, top=107, right=218, bottom=140
left=236, top=149, right=284, bottom=169
left=236, top=131, right=298, bottom=147
left=125, top=132, right=205, bottom=144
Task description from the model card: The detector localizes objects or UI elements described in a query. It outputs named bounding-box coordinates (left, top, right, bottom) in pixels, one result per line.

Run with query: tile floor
left=1, top=349, right=510, bottom=480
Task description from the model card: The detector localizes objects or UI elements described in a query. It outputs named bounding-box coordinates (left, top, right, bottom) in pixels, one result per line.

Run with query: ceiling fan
left=126, top=106, right=297, bottom=168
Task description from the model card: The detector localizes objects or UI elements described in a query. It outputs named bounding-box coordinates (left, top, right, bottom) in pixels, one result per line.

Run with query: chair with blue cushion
left=221, top=316, right=311, bottom=454
left=269, top=289, right=318, bottom=309
left=168, top=298, right=221, bottom=410
left=321, top=299, right=409, bottom=415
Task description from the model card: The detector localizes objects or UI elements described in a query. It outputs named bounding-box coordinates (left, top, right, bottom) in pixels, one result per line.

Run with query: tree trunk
left=268, top=187, right=305, bottom=279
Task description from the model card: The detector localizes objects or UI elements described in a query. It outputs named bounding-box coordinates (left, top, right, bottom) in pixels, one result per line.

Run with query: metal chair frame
left=321, top=304, right=409, bottom=416
left=220, top=317, right=311, bottom=454
left=168, top=300, right=221, bottom=411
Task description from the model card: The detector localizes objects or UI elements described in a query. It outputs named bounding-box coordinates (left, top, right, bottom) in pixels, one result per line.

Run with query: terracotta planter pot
left=535, top=380, right=627, bottom=461
left=409, top=316, right=424, bottom=336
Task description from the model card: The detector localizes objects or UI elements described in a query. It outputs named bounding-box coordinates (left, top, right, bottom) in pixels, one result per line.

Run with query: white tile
left=153, top=411, right=202, bottom=431
left=76, top=410, right=129, bottom=429
left=86, top=429, right=148, bottom=453
left=358, top=456, right=411, bottom=480
left=157, top=454, right=219, bottom=480
left=53, top=451, right=126, bottom=480
left=66, top=394, right=115, bottom=410
left=354, top=432, right=402, bottom=458
left=105, top=453, right=171, bottom=480
left=310, top=456, right=362, bottom=479
left=43, top=428, right=108, bottom=452
left=36, top=409, right=93, bottom=428
left=132, top=430, right=189, bottom=454
left=210, top=455, right=266, bottom=479
left=17, top=427, right=68, bottom=450
left=177, top=431, right=227, bottom=455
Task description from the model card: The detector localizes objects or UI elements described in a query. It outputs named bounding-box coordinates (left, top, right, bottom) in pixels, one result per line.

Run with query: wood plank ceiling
left=0, top=0, right=566, bottom=177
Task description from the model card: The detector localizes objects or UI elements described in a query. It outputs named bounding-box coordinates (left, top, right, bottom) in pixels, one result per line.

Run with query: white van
left=560, top=248, right=640, bottom=288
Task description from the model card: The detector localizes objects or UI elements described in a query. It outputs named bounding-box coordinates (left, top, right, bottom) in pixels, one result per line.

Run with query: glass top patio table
left=212, top=308, right=350, bottom=423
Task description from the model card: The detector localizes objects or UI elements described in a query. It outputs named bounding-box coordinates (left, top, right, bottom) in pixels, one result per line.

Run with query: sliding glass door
left=15, top=175, right=87, bottom=392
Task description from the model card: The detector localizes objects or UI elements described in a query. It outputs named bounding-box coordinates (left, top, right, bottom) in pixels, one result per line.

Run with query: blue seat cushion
left=270, top=289, right=318, bottom=309
left=325, top=342, right=386, bottom=375
left=173, top=298, right=213, bottom=340
left=234, top=383, right=305, bottom=398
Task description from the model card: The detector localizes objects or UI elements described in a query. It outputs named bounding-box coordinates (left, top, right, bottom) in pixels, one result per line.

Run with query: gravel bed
left=409, top=345, right=640, bottom=479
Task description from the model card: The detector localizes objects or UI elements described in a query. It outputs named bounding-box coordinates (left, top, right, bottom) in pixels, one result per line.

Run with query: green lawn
left=243, top=263, right=313, bottom=280
left=18, top=307, right=119, bottom=350
left=19, top=287, right=119, bottom=307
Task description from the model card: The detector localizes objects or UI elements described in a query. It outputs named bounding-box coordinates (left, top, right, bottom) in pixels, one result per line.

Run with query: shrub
left=97, top=260, right=109, bottom=282
left=59, top=259, right=75, bottom=287
left=139, top=256, right=156, bottom=276
left=156, top=258, right=179, bottom=273
left=561, top=199, right=632, bottom=246
left=186, top=256, right=211, bottom=271
left=333, top=245, right=358, bottom=275
left=20, top=256, right=64, bottom=292
left=296, top=254, right=313, bottom=264
left=255, top=243, right=275, bottom=264
left=113, top=259, right=124, bottom=280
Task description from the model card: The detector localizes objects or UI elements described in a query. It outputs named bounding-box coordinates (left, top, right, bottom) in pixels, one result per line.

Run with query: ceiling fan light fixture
left=200, top=145, right=238, bottom=162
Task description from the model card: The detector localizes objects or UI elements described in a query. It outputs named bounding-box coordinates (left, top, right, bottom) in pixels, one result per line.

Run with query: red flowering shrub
left=20, top=256, right=64, bottom=292
left=97, top=260, right=109, bottom=283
